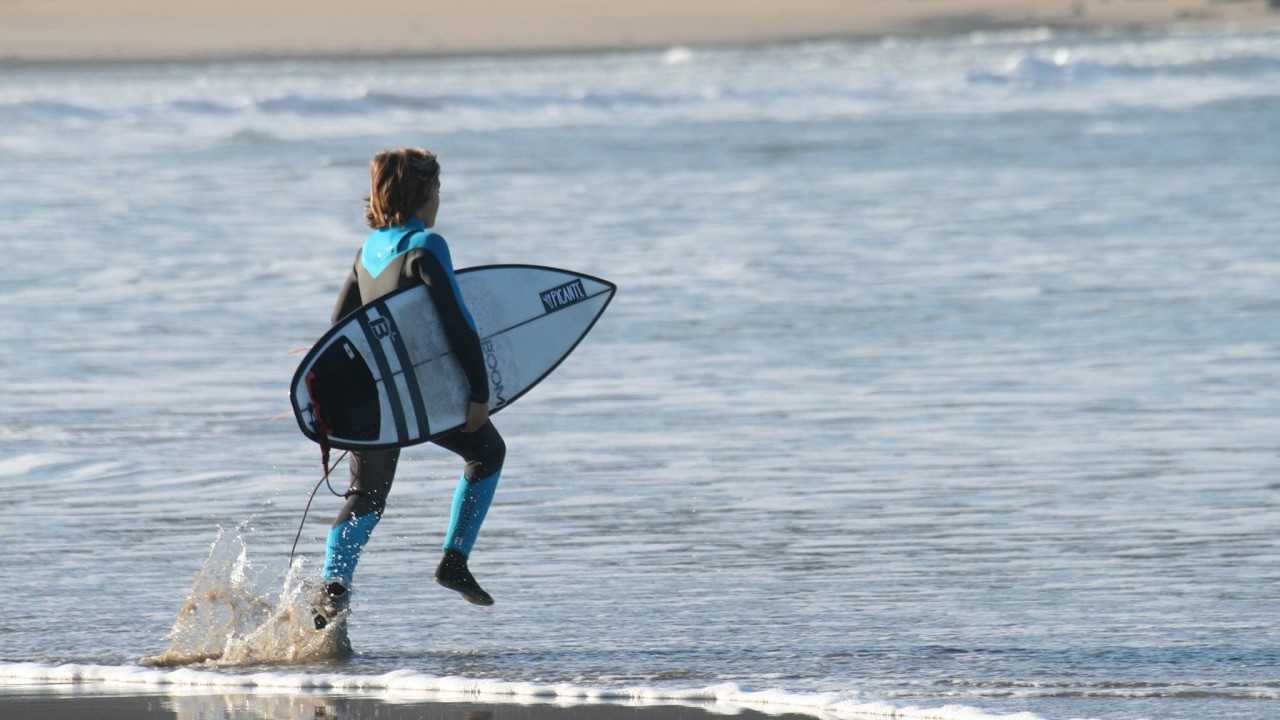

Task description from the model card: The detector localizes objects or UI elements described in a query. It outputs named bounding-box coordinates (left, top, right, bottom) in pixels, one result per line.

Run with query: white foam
left=662, top=46, right=695, bottom=66
left=0, top=453, right=75, bottom=478
left=0, top=661, right=1046, bottom=720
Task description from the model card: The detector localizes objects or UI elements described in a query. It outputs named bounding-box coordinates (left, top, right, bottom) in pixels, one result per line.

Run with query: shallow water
left=1, top=26, right=1279, bottom=720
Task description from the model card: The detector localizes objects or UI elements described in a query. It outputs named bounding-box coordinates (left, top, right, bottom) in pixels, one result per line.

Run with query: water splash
left=141, top=526, right=350, bottom=667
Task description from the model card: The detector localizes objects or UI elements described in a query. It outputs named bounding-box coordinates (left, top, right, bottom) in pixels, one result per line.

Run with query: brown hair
left=364, top=148, right=440, bottom=229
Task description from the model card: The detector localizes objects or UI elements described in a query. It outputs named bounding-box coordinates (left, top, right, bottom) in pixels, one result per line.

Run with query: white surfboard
left=290, top=265, right=615, bottom=451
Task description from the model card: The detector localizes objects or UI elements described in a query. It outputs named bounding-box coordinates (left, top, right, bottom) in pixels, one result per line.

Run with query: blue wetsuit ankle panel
left=443, top=470, right=500, bottom=556
left=323, top=513, right=380, bottom=587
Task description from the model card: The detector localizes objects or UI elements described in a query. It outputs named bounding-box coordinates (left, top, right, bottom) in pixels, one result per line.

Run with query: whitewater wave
left=0, top=661, right=1047, bottom=720
left=3, top=27, right=1277, bottom=139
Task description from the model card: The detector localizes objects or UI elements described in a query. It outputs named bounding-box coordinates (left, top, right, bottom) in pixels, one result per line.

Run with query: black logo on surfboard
left=540, top=279, right=588, bottom=314
left=369, top=316, right=397, bottom=343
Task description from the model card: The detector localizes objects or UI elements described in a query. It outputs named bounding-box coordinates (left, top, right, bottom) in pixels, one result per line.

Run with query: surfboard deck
left=290, top=265, right=615, bottom=451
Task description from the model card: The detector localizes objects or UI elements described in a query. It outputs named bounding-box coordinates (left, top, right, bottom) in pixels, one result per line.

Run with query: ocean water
left=1, top=24, right=1279, bottom=720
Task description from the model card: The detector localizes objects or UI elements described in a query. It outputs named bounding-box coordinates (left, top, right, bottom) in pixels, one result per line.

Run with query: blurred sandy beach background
left=1, top=0, right=1276, bottom=61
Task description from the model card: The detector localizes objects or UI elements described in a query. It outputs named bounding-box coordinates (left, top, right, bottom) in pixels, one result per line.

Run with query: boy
left=314, top=148, right=504, bottom=630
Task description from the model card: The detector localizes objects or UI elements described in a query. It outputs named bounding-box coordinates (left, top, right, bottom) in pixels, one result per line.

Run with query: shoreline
left=0, top=686, right=822, bottom=720
left=0, top=0, right=1275, bottom=64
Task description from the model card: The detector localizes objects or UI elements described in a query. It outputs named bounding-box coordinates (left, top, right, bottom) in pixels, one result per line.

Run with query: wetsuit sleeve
left=412, top=234, right=490, bottom=404
left=330, top=251, right=363, bottom=325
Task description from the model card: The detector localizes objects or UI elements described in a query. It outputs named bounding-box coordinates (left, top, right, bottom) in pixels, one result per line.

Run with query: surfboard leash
left=288, top=369, right=357, bottom=564
left=287, top=447, right=353, bottom=566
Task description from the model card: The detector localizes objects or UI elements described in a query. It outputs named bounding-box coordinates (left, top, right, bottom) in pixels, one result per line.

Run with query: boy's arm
left=330, top=251, right=363, bottom=325
left=412, top=236, right=490, bottom=405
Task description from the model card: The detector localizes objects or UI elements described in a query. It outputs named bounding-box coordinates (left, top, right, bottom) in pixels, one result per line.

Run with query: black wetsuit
left=321, top=219, right=504, bottom=588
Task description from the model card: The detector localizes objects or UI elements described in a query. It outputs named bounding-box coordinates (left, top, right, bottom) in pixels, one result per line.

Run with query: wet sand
left=0, top=0, right=1275, bottom=61
left=0, top=685, right=820, bottom=720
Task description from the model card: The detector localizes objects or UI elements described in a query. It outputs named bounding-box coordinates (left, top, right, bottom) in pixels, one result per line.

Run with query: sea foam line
left=0, top=661, right=1046, bottom=720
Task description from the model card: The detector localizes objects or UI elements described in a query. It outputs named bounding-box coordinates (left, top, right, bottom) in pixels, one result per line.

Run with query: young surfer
left=313, top=148, right=504, bottom=630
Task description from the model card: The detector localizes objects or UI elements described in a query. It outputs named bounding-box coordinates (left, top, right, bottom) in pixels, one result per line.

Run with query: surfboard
left=290, top=265, right=615, bottom=451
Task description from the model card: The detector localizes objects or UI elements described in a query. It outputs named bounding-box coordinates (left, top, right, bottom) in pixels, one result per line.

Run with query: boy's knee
left=488, top=433, right=506, bottom=466
left=465, top=434, right=505, bottom=483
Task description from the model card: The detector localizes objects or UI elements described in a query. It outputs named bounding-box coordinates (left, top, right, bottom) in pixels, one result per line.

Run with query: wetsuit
left=321, top=218, right=505, bottom=589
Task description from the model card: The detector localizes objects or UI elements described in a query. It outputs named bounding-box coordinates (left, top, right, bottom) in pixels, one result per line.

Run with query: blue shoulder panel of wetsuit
left=359, top=222, right=478, bottom=331
left=361, top=218, right=427, bottom=278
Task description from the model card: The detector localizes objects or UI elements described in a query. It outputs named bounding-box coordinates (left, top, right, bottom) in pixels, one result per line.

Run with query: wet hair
left=364, top=148, right=440, bottom=229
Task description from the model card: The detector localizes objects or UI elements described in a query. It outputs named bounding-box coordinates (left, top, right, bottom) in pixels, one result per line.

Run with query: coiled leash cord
left=287, top=446, right=355, bottom=566
left=288, top=376, right=368, bottom=566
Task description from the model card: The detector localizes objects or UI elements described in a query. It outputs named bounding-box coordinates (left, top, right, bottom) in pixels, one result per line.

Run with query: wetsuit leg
left=432, top=421, right=505, bottom=556
left=322, top=448, right=399, bottom=587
